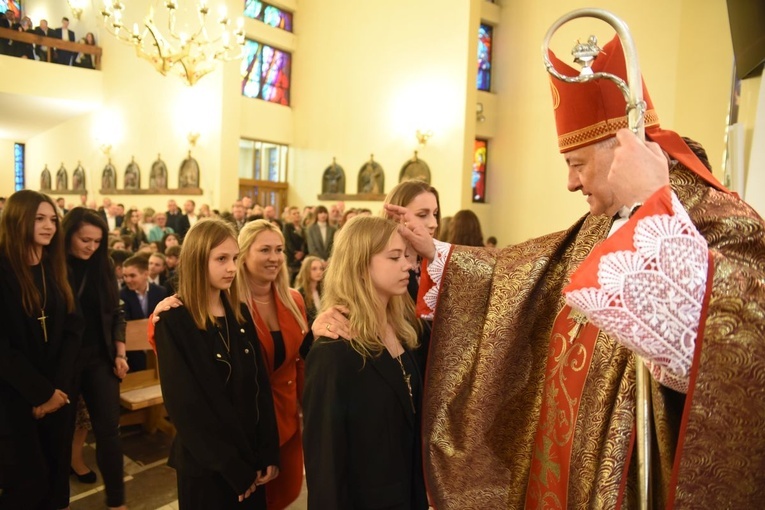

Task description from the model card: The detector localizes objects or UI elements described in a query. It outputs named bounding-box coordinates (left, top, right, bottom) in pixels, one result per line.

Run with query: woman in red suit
left=237, top=219, right=308, bottom=510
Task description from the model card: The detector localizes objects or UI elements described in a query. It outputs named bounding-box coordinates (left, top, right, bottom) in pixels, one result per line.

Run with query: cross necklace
left=38, top=263, right=48, bottom=343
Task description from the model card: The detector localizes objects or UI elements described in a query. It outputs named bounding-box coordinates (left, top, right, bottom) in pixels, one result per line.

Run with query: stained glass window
left=244, top=0, right=294, bottom=32
left=473, top=139, right=487, bottom=203
left=0, top=1, right=21, bottom=18
left=14, top=143, right=25, bottom=191
left=241, top=40, right=291, bottom=106
left=477, top=24, right=493, bottom=91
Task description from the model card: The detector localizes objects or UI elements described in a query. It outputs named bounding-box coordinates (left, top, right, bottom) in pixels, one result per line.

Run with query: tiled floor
left=70, top=426, right=307, bottom=510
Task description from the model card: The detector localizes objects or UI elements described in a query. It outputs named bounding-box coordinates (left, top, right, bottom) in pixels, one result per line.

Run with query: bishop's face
left=564, top=141, right=619, bottom=217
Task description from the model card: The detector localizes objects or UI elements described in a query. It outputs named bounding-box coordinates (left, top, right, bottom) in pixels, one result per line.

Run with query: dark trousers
left=0, top=403, right=74, bottom=510
left=74, top=348, right=125, bottom=507
left=177, top=472, right=266, bottom=510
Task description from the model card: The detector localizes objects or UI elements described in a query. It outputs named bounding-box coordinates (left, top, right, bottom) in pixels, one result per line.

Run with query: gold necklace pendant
left=396, top=354, right=416, bottom=414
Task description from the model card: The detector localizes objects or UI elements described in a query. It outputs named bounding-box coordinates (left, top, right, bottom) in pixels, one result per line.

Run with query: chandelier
left=100, top=1, right=246, bottom=86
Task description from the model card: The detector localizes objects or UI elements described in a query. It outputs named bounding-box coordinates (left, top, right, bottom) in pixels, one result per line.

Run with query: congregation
left=0, top=182, right=492, bottom=510
left=0, top=10, right=96, bottom=68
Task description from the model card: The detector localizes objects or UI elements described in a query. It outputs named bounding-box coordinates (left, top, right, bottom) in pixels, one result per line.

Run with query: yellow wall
left=288, top=0, right=472, bottom=215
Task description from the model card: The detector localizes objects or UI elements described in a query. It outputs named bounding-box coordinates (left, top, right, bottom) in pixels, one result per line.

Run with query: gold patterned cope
left=423, top=164, right=765, bottom=509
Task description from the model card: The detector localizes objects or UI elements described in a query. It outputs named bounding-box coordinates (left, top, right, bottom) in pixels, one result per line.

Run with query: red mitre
left=548, top=35, right=725, bottom=191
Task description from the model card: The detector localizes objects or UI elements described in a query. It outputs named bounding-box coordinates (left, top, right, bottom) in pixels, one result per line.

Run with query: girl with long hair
left=62, top=207, right=127, bottom=509
left=313, top=179, right=440, bottom=338
left=236, top=219, right=308, bottom=510
left=294, top=255, right=325, bottom=329
left=120, top=208, right=148, bottom=252
left=154, top=219, right=279, bottom=509
left=446, top=209, right=484, bottom=247
left=303, top=216, right=428, bottom=509
left=0, top=190, right=80, bottom=509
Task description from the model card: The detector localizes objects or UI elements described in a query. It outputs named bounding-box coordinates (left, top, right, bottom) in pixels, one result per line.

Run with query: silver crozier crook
left=542, top=9, right=652, bottom=510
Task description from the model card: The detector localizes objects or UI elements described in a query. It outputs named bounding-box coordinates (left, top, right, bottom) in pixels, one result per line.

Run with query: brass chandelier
left=100, top=0, right=246, bottom=86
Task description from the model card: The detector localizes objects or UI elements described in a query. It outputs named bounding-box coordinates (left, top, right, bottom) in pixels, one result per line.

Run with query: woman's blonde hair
left=294, top=255, right=324, bottom=310
left=321, top=216, right=418, bottom=358
left=236, top=219, right=307, bottom=332
left=176, top=218, right=243, bottom=329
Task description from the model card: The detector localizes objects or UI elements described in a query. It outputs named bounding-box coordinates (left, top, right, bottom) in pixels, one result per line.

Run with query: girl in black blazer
left=303, top=216, right=428, bottom=510
left=154, top=218, right=280, bottom=509
left=63, top=207, right=128, bottom=509
left=0, top=190, right=81, bottom=509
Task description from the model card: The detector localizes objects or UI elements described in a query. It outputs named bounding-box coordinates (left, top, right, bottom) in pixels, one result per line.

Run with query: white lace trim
left=565, top=193, right=708, bottom=393
left=420, top=239, right=451, bottom=319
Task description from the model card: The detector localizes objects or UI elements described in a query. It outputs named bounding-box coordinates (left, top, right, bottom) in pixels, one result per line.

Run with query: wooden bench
left=119, top=319, right=175, bottom=436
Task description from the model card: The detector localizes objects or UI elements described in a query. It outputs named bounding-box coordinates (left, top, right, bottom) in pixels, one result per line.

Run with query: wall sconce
left=187, top=132, right=200, bottom=148
left=416, top=129, right=433, bottom=147
left=476, top=102, right=486, bottom=122
left=68, top=0, right=86, bottom=20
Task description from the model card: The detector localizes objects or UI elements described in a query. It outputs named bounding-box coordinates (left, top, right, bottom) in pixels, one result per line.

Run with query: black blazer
left=0, top=257, right=83, bottom=435
left=155, top=299, right=280, bottom=494
left=303, top=337, right=428, bottom=510
left=283, top=223, right=307, bottom=270
left=177, top=214, right=192, bottom=239
left=120, top=283, right=167, bottom=320
left=69, top=258, right=126, bottom=361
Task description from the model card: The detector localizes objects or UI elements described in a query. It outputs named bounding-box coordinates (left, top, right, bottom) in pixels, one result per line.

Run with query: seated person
left=119, top=255, right=167, bottom=370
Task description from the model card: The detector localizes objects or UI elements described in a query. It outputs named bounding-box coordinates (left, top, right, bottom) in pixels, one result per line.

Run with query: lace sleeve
left=415, top=240, right=452, bottom=319
left=564, top=187, right=709, bottom=393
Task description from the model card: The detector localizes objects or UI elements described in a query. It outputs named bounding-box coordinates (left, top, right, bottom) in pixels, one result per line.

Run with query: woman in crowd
left=74, top=32, right=97, bottom=69
left=0, top=190, right=80, bottom=508
left=446, top=209, right=484, bottom=247
left=160, top=232, right=181, bottom=253
left=236, top=220, right=308, bottom=510
left=62, top=207, right=128, bottom=510
left=303, top=216, right=428, bottom=509
left=155, top=219, right=280, bottom=509
left=13, top=15, right=35, bottom=59
left=120, top=208, right=148, bottom=252
left=305, top=205, right=334, bottom=261
left=294, top=255, right=324, bottom=329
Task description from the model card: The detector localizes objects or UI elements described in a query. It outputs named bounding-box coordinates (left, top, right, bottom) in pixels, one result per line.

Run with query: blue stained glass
left=241, top=39, right=291, bottom=106
left=244, top=0, right=293, bottom=32
left=244, top=0, right=263, bottom=19
left=477, top=24, right=493, bottom=91
left=14, top=143, right=25, bottom=191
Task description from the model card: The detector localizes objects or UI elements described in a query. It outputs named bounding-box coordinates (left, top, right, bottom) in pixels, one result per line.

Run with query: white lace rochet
left=565, top=193, right=708, bottom=393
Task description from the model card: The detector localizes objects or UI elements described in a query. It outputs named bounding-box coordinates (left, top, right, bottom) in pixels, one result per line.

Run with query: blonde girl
left=154, top=218, right=279, bottom=509
left=302, top=216, right=428, bottom=509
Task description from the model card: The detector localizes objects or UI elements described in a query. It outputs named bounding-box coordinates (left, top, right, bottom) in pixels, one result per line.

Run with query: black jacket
left=68, top=256, right=125, bottom=361
left=0, top=256, right=83, bottom=435
left=120, top=283, right=167, bottom=320
left=303, top=337, right=428, bottom=510
left=155, top=299, right=280, bottom=494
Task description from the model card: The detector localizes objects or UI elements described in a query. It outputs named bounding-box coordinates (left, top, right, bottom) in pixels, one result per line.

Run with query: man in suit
left=33, top=19, right=51, bottom=61
left=0, top=10, right=16, bottom=55
left=176, top=199, right=197, bottom=239
left=120, top=255, right=167, bottom=370
left=99, top=202, right=123, bottom=233
left=54, top=16, right=75, bottom=65
left=165, top=199, right=183, bottom=233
